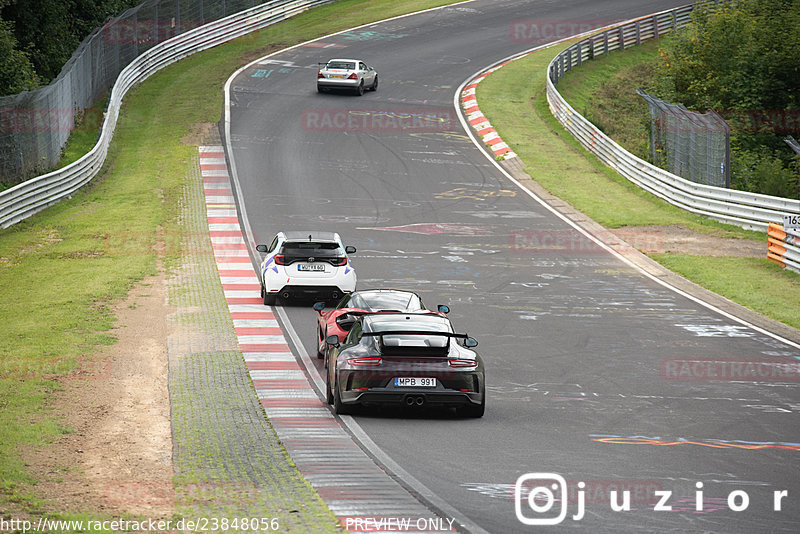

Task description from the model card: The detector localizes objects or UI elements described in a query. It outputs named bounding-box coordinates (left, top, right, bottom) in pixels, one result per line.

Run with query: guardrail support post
left=619, top=27, right=624, bottom=50
left=577, top=43, right=582, bottom=66
left=653, top=15, right=659, bottom=38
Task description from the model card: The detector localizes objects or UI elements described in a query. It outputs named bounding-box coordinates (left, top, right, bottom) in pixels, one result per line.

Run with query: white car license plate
left=394, top=377, right=436, bottom=387
left=330, top=74, right=344, bottom=79
left=298, top=264, right=325, bottom=272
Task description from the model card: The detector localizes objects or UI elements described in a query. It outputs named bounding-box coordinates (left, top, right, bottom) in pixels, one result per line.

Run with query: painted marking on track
left=339, top=30, right=408, bottom=41
left=590, top=435, right=800, bottom=451
left=675, top=324, right=756, bottom=338
left=361, top=223, right=495, bottom=236
left=434, top=187, right=516, bottom=200
left=301, top=41, right=347, bottom=49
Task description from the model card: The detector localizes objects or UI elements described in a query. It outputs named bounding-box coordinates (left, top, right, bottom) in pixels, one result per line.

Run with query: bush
left=0, top=18, right=39, bottom=95
left=654, top=0, right=800, bottom=199
left=0, top=0, right=139, bottom=93
left=732, top=148, right=800, bottom=198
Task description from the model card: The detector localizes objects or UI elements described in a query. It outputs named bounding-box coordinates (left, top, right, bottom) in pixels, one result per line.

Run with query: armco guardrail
left=546, top=4, right=800, bottom=232
left=768, top=223, right=800, bottom=274
left=0, top=0, right=333, bottom=229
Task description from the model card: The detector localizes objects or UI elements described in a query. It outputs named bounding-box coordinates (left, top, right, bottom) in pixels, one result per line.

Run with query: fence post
left=577, top=42, right=582, bottom=66
left=604, top=31, right=609, bottom=55
left=635, top=21, right=641, bottom=45
left=619, top=26, right=624, bottom=50
left=723, top=113, right=731, bottom=188
left=133, top=11, right=139, bottom=57
left=653, top=15, right=659, bottom=38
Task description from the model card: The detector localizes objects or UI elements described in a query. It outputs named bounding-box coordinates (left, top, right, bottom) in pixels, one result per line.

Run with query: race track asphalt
left=226, top=1, right=800, bottom=531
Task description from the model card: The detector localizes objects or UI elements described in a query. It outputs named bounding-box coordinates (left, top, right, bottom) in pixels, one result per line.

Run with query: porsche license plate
left=298, top=264, right=325, bottom=271
left=394, top=377, right=436, bottom=387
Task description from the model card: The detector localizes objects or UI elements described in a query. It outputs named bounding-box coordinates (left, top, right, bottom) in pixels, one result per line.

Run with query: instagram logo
left=514, top=473, right=571, bottom=525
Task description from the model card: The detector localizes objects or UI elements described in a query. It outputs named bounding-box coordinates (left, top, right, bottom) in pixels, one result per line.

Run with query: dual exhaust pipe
left=405, top=395, right=425, bottom=407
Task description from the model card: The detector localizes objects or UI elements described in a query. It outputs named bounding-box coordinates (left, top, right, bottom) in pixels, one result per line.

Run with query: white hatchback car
left=317, top=58, right=378, bottom=96
left=256, top=231, right=357, bottom=305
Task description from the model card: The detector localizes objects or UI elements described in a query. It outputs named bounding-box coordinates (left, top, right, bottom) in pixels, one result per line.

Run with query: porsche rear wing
left=362, top=331, right=468, bottom=338
left=364, top=330, right=467, bottom=357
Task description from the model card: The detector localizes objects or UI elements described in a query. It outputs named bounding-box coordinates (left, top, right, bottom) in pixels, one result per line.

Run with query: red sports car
left=313, top=289, right=449, bottom=363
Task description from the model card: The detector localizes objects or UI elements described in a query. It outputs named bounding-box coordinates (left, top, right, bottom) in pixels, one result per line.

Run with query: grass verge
left=0, top=0, right=464, bottom=519
left=55, top=94, right=109, bottom=170
left=476, top=41, right=800, bottom=329
left=555, top=40, right=659, bottom=160
left=652, top=254, right=800, bottom=329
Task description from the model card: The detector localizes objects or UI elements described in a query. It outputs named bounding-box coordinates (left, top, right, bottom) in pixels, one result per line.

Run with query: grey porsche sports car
left=325, top=311, right=485, bottom=417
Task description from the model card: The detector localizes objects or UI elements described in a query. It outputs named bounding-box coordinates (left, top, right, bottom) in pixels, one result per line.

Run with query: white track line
left=451, top=25, right=800, bottom=352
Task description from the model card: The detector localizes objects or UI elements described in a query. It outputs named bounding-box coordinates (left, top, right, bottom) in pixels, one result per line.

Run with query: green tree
left=2, top=0, right=77, bottom=82
left=655, top=0, right=800, bottom=198
left=0, top=0, right=140, bottom=84
left=0, top=17, right=39, bottom=95
left=657, top=0, right=800, bottom=112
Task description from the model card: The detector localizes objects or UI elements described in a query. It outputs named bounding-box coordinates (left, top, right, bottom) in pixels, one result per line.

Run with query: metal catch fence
left=546, top=4, right=800, bottom=231
left=0, top=0, right=296, bottom=185
left=637, top=89, right=730, bottom=188
left=0, top=0, right=334, bottom=228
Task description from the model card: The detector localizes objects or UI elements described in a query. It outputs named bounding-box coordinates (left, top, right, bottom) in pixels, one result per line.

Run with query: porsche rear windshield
left=327, top=61, right=355, bottom=70
left=355, top=293, right=418, bottom=311
left=371, top=318, right=452, bottom=333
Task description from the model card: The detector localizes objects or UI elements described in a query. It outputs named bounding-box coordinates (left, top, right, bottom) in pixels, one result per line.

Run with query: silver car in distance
left=317, top=58, right=378, bottom=96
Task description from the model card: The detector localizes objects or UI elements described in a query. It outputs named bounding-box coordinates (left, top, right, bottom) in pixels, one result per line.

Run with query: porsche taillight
left=347, top=357, right=382, bottom=366
left=448, top=359, right=478, bottom=368
left=348, top=72, right=358, bottom=80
